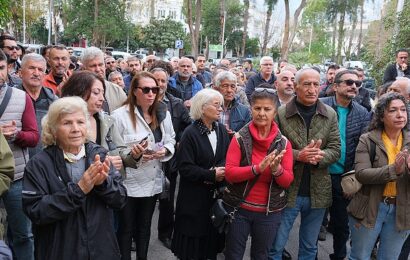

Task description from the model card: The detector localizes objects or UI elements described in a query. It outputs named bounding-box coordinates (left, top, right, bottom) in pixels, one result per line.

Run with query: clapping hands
left=297, top=139, right=325, bottom=165
left=78, top=154, right=110, bottom=194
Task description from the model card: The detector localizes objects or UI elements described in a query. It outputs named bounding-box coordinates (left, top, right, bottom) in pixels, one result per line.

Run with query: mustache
left=30, top=76, right=42, bottom=80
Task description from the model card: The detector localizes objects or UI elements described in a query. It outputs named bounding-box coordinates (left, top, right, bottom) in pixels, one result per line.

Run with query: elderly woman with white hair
left=172, top=89, right=231, bottom=260
left=22, top=97, right=127, bottom=260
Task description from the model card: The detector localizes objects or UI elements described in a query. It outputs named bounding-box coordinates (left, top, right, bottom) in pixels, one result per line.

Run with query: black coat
left=174, top=121, right=230, bottom=237
left=245, top=72, right=276, bottom=101
left=383, top=63, right=410, bottom=84
left=320, top=96, right=370, bottom=172
left=22, top=142, right=127, bottom=260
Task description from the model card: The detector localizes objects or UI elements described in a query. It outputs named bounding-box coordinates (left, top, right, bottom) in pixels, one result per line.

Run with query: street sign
left=209, top=44, right=223, bottom=52
left=175, top=40, right=184, bottom=49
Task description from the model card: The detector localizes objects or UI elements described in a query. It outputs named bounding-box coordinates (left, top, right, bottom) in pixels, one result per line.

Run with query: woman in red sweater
left=223, top=88, right=294, bottom=260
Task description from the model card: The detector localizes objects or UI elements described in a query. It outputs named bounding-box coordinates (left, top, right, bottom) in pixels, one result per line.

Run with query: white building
left=126, top=0, right=187, bottom=32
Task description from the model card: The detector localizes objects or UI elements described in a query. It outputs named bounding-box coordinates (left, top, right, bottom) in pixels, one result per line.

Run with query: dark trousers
left=399, top=235, right=410, bottom=260
left=329, top=175, right=350, bottom=259
left=224, top=207, right=282, bottom=260
left=117, top=195, right=158, bottom=260
left=158, top=171, right=177, bottom=239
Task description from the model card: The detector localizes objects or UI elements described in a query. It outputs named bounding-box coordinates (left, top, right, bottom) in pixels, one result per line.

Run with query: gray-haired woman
left=172, top=89, right=231, bottom=260
left=22, top=97, right=127, bottom=260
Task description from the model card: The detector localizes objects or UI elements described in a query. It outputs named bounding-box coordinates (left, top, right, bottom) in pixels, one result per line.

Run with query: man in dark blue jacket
left=214, top=71, right=251, bottom=135
left=245, top=56, right=276, bottom=101
left=320, top=70, right=370, bottom=260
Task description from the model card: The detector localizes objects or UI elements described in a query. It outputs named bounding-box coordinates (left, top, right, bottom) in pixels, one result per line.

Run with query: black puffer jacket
left=22, top=142, right=127, bottom=260
left=320, top=96, right=370, bottom=172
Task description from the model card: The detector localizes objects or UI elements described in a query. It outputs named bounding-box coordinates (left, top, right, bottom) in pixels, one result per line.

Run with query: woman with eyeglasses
left=172, top=89, right=230, bottom=260
left=223, top=88, right=294, bottom=259
left=348, top=93, right=410, bottom=260
left=112, top=71, right=176, bottom=260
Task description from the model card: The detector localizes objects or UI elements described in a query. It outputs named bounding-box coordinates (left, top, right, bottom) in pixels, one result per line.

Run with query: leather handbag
left=210, top=173, right=260, bottom=234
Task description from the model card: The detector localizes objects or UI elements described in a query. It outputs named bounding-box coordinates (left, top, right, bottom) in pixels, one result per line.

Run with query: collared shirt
left=63, top=144, right=86, bottom=163
left=396, top=63, right=405, bottom=77
left=220, top=105, right=231, bottom=129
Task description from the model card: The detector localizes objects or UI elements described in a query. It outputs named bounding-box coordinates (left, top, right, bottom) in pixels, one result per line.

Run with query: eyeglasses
left=336, top=79, right=362, bottom=87
left=137, top=87, right=160, bottom=94
left=3, top=46, right=19, bottom=51
left=260, top=63, right=273, bottom=67
left=106, top=61, right=116, bottom=64
left=255, top=88, right=275, bottom=94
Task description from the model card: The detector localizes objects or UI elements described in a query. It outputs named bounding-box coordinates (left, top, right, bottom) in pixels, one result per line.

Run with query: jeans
left=349, top=203, right=410, bottom=260
left=224, top=207, right=282, bottom=260
left=269, top=196, right=326, bottom=260
left=329, top=175, right=350, bottom=259
left=117, top=195, right=158, bottom=260
left=2, top=179, right=34, bottom=260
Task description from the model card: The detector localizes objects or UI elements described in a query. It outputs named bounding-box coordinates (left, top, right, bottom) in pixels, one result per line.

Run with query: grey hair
left=41, top=97, right=91, bottom=147
left=108, top=71, right=123, bottom=81
left=295, top=68, right=320, bottom=85
left=189, top=89, right=224, bottom=120
left=260, top=56, right=273, bottom=64
left=214, top=70, right=237, bottom=87
left=394, top=77, right=410, bottom=94
left=21, top=53, right=46, bottom=69
left=81, top=47, right=104, bottom=66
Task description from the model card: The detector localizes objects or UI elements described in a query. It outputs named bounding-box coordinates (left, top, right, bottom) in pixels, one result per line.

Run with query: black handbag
left=210, top=174, right=260, bottom=234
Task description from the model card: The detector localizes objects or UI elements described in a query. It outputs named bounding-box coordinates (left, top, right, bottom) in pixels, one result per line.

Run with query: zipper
left=266, top=137, right=282, bottom=215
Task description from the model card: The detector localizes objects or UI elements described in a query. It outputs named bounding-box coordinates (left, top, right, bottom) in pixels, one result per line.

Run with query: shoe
left=282, top=249, right=292, bottom=260
left=318, top=225, right=327, bottom=241
left=159, top=237, right=172, bottom=249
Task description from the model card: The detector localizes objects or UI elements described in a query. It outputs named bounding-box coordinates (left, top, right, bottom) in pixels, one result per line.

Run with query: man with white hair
left=245, top=56, right=276, bottom=101
left=170, top=57, right=179, bottom=73
left=16, top=53, right=57, bottom=157
left=108, top=71, right=125, bottom=89
left=387, top=76, right=410, bottom=101
left=81, top=47, right=127, bottom=113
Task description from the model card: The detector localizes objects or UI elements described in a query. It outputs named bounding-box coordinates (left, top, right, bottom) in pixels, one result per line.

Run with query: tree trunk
left=331, top=16, right=337, bottom=61
left=220, top=0, right=225, bottom=57
left=194, top=0, right=202, bottom=57
left=346, top=10, right=358, bottom=61
left=287, top=0, right=307, bottom=52
left=262, top=5, right=273, bottom=55
left=241, top=0, right=250, bottom=57
left=336, top=7, right=346, bottom=65
left=92, top=0, right=99, bottom=46
left=357, top=0, right=364, bottom=58
left=280, top=0, right=290, bottom=59
left=205, top=36, right=209, bottom=60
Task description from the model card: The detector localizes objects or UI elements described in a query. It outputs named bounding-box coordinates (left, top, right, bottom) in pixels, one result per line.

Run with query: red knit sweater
left=225, top=121, right=294, bottom=212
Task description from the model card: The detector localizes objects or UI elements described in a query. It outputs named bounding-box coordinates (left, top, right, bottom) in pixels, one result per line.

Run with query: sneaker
left=318, top=225, right=327, bottom=241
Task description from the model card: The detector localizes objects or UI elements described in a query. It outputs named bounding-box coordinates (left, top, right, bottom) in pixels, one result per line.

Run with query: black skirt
left=171, top=224, right=225, bottom=260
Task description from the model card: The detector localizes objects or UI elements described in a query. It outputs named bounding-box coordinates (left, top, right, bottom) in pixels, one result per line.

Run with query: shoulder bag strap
left=0, top=87, right=13, bottom=119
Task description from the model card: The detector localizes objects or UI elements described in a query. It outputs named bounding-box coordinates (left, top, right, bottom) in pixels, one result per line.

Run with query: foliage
left=202, top=0, right=243, bottom=45
left=361, top=0, right=397, bottom=86
left=30, top=17, right=48, bottom=44
left=245, top=37, right=260, bottom=57
left=0, top=0, right=11, bottom=28
left=140, top=17, right=186, bottom=54
left=62, top=0, right=130, bottom=47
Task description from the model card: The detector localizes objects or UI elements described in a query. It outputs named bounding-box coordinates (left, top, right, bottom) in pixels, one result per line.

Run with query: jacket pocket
left=347, top=192, right=369, bottom=220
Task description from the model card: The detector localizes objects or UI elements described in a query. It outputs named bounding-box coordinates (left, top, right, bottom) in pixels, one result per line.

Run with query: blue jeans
left=349, top=202, right=410, bottom=260
left=269, top=196, right=326, bottom=260
left=224, top=207, right=282, bottom=260
left=2, top=179, right=34, bottom=260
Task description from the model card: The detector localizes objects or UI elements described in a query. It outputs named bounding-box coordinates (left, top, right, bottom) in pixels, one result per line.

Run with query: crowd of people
left=1, top=32, right=410, bottom=260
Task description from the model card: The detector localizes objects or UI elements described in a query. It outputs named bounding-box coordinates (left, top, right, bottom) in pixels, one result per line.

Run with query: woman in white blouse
left=112, top=71, right=176, bottom=260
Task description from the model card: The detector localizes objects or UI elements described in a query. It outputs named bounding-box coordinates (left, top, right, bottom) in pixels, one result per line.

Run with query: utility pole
left=221, top=11, right=226, bottom=58
left=48, top=0, right=53, bottom=45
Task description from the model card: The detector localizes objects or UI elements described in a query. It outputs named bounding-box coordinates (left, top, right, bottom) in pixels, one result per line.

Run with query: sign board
left=209, top=44, right=223, bottom=52
left=175, top=40, right=184, bottom=49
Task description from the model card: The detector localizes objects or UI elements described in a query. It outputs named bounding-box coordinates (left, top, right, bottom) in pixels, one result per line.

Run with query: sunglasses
left=255, top=87, right=275, bottom=94
left=336, top=79, right=362, bottom=87
left=137, top=87, right=160, bottom=94
left=106, top=61, right=116, bottom=64
left=3, top=46, right=19, bottom=51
